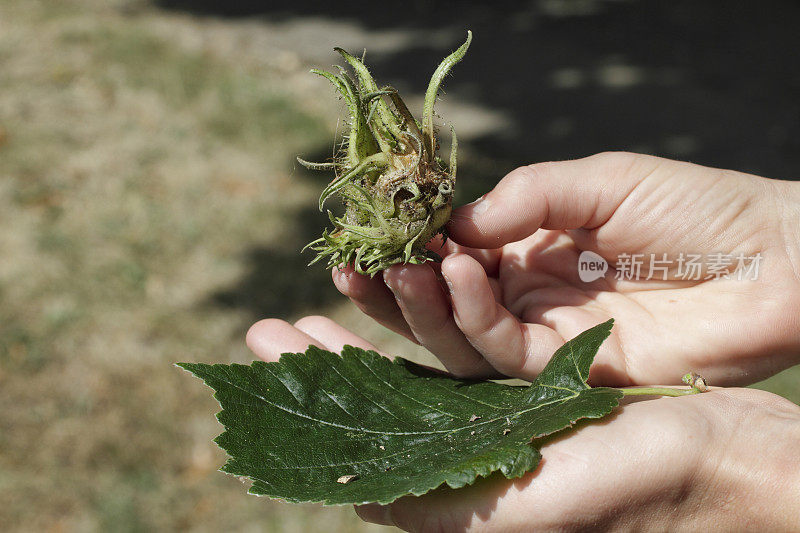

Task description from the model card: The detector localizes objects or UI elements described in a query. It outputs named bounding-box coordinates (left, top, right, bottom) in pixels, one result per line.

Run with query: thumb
left=447, top=152, right=660, bottom=249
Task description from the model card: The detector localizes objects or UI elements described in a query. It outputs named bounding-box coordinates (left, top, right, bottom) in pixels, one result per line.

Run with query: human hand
left=333, top=152, right=800, bottom=386
left=245, top=316, right=800, bottom=532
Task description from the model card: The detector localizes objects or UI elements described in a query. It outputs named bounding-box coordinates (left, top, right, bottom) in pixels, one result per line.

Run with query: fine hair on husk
left=299, top=31, right=472, bottom=276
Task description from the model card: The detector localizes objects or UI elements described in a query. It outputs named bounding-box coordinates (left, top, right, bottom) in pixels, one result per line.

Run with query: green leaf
left=178, top=320, right=622, bottom=505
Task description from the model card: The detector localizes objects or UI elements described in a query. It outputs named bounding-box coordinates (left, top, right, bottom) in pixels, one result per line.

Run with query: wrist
left=699, top=391, right=800, bottom=530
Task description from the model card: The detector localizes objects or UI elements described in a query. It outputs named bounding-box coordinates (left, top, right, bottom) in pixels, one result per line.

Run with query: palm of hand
left=489, top=226, right=786, bottom=386
left=453, top=196, right=800, bottom=387
left=356, top=387, right=780, bottom=532
left=335, top=155, right=800, bottom=386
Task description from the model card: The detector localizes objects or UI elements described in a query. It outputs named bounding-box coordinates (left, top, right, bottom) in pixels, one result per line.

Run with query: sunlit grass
left=752, top=366, right=800, bottom=404
left=0, top=1, right=384, bottom=530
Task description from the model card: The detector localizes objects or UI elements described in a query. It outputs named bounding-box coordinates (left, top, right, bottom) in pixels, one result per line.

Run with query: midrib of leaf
left=216, top=398, right=588, bottom=474
left=209, top=367, right=584, bottom=437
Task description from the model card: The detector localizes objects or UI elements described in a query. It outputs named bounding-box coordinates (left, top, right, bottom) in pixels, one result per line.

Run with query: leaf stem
left=617, top=386, right=701, bottom=397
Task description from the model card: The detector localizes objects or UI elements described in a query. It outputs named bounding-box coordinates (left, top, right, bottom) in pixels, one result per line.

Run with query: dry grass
left=0, top=1, right=422, bottom=530
left=1, top=1, right=796, bottom=531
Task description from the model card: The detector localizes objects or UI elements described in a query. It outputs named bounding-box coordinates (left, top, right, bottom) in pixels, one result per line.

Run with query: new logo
left=578, top=251, right=608, bottom=282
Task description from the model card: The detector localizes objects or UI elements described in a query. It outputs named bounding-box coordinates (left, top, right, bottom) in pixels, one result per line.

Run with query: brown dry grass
left=0, top=1, right=431, bottom=530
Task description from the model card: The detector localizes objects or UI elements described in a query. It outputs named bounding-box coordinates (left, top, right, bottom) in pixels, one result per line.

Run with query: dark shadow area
left=208, top=146, right=350, bottom=320
left=158, top=0, right=800, bottom=181
left=209, top=202, right=343, bottom=320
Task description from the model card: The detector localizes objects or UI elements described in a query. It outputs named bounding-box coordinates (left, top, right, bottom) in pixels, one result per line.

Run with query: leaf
left=178, top=320, right=622, bottom=506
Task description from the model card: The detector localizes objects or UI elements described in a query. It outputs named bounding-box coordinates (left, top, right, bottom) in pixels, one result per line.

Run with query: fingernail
left=383, top=269, right=400, bottom=296
left=464, top=194, right=490, bottom=216
left=442, top=271, right=454, bottom=293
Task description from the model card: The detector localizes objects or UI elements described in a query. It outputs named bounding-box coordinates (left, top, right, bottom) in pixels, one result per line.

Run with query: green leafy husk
left=300, top=31, right=472, bottom=276
left=178, top=320, right=624, bottom=505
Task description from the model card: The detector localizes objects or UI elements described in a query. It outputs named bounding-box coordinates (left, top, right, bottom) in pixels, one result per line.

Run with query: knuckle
left=515, top=162, right=550, bottom=185
left=588, top=150, right=659, bottom=181
left=496, top=164, right=546, bottom=196
left=588, top=150, right=639, bottom=166
left=459, top=304, right=497, bottom=340
left=415, top=310, right=452, bottom=337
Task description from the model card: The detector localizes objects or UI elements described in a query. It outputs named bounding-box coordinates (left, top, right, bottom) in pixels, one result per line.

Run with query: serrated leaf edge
left=176, top=340, right=621, bottom=506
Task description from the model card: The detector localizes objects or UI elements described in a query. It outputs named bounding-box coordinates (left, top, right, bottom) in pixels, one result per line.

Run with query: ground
left=0, top=0, right=797, bottom=531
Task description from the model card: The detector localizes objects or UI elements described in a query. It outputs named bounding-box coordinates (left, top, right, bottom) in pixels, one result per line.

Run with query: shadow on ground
left=159, top=0, right=800, bottom=179
left=208, top=151, right=346, bottom=319
left=210, top=206, right=341, bottom=319
left=179, top=0, right=800, bottom=320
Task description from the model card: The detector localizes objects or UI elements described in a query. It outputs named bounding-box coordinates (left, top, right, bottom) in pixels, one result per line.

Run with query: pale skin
left=246, top=152, right=800, bottom=531
left=333, top=152, right=800, bottom=386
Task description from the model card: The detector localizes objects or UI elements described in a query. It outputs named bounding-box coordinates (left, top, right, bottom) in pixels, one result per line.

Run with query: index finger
left=447, top=153, right=659, bottom=249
